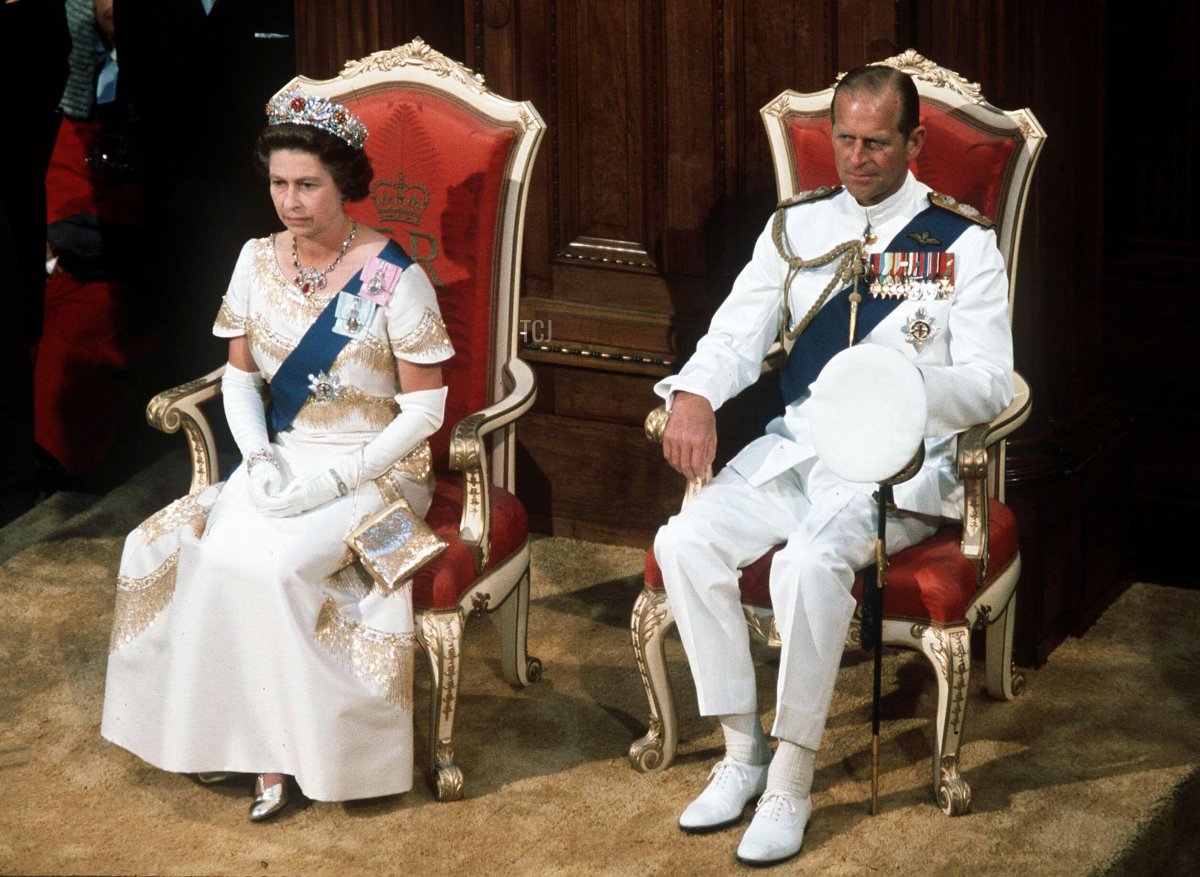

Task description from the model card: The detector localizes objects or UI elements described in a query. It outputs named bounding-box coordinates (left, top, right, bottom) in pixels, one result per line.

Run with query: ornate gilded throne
left=629, top=51, right=1045, bottom=815
left=146, top=39, right=545, bottom=801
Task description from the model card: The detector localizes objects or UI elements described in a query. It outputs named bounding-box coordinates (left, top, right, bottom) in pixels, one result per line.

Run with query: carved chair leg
left=918, top=624, right=973, bottom=816
left=628, top=586, right=679, bottom=773
left=985, top=592, right=1026, bottom=701
left=416, top=608, right=466, bottom=801
left=500, top=568, right=542, bottom=688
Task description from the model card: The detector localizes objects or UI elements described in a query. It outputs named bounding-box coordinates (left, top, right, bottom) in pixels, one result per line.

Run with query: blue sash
left=776, top=204, right=972, bottom=409
left=267, top=239, right=412, bottom=434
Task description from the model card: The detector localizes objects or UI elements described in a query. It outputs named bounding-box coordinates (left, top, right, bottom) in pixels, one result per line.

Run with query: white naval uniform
left=653, top=171, right=1013, bottom=749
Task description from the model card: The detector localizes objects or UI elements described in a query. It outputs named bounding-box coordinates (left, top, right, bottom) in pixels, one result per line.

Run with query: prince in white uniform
left=654, top=66, right=1012, bottom=865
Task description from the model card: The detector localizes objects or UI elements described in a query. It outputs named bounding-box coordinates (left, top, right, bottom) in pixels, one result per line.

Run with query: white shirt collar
left=853, top=170, right=922, bottom=232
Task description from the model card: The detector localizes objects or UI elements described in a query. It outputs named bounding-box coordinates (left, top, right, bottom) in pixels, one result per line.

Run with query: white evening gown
left=100, top=236, right=454, bottom=801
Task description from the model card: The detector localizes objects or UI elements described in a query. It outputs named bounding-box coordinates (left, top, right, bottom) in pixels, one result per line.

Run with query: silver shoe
left=196, top=772, right=232, bottom=784
left=249, top=775, right=289, bottom=822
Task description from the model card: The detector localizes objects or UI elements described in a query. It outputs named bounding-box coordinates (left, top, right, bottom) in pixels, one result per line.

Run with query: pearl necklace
left=292, top=218, right=357, bottom=294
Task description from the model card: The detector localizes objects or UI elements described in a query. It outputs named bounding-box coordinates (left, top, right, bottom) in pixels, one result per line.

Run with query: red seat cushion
left=644, top=500, right=1018, bottom=626
left=413, top=475, right=529, bottom=611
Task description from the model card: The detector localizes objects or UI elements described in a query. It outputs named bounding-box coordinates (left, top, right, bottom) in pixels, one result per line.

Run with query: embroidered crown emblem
left=371, top=172, right=431, bottom=226
left=266, top=87, right=368, bottom=150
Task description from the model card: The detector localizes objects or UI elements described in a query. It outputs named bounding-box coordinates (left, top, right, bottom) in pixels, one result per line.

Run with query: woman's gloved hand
left=246, top=450, right=287, bottom=508
left=256, top=457, right=358, bottom=518
left=257, top=386, right=447, bottom=518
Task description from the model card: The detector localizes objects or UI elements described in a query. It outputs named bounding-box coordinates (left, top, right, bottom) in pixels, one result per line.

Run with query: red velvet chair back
left=762, top=50, right=1046, bottom=310
left=345, top=89, right=515, bottom=469
left=780, top=111, right=1017, bottom=224
left=281, top=40, right=545, bottom=490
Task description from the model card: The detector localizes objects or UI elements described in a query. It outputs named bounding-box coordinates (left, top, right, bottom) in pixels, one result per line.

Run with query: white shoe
left=735, top=790, right=811, bottom=865
left=678, top=756, right=769, bottom=833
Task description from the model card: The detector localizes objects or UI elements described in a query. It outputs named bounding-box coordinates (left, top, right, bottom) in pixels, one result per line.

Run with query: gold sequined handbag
left=346, top=495, right=448, bottom=594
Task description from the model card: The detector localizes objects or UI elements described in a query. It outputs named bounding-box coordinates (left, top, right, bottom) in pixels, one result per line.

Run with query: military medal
left=307, top=370, right=342, bottom=401
left=901, top=308, right=939, bottom=351
left=332, top=291, right=377, bottom=339
left=867, top=252, right=955, bottom=300
left=359, top=255, right=403, bottom=306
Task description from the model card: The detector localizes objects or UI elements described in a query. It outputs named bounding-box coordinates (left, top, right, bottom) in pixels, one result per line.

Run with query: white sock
left=766, top=740, right=816, bottom=798
left=719, top=713, right=772, bottom=765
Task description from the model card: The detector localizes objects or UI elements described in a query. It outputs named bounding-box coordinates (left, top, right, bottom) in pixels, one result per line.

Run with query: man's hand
left=662, top=391, right=717, bottom=482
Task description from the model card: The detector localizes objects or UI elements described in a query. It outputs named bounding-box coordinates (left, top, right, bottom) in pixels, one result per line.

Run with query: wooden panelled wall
left=473, top=0, right=899, bottom=549
left=294, top=1, right=1196, bottom=666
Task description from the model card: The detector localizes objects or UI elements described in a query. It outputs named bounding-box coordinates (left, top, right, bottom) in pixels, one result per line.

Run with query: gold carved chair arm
left=145, top=365, right=227, bottom=495
left=449, top=358, right=537, bottom=573
left=645, top=404, right=710, bottom=505
left=645, top=405, right=669, bottom=443
left=956, top=371, right=1032, bottom=567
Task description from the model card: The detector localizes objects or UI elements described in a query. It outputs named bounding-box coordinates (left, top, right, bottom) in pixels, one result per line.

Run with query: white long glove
left=258, top=386, right=447, bottom=518
left=222, top=363, right=287, bottom=507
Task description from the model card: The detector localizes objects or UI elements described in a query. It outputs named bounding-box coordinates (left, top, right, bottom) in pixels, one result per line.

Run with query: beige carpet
left=1, top=455, right=1197, bottom=876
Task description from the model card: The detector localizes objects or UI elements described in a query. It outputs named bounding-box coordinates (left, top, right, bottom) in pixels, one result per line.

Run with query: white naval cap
left=807, top=345, right=927, bottom=484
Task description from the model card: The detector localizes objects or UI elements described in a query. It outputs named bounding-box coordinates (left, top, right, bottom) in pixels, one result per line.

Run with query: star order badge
left=307, top=370, right=342, bottom=402
left=901, top=308, right=939, bottom=352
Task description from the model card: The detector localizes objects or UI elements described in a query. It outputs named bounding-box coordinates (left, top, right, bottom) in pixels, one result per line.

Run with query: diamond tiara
left=265, top=87, right=368, bottom=150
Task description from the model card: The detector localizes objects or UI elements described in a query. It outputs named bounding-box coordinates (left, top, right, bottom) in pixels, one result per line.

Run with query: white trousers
left=654, top=463, right=938, bottom=750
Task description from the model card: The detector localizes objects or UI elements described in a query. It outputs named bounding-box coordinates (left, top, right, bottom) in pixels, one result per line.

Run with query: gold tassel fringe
left=109, top=550, right=180, bottom=653
left=314, top=597, right=415, bottom=709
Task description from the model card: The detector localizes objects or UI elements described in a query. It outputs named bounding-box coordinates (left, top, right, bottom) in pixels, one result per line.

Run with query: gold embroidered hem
left=294, top=386, right=400, bottom=431
left=325, top=564, right=374, bottom=597
left=334, top=332, right=394, bottom=378
left=132, top=496, right=209, bottom=547
left=213, top=298, right=245, bottom=334
left=314, top=597, right=415, bottom=708
left=110, top=550, right=180, bottom=653
left=391, top=307, right=454, bottom=361
left=246, top=314, right=296, bottom=367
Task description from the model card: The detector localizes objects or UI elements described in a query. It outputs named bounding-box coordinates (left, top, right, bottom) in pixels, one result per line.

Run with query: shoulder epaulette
left=776, top=185, right=843, bottom=210
left=928, top=192, right=994, bottom=228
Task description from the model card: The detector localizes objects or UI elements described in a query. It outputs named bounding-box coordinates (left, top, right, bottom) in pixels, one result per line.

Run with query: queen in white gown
left=100, top=89, right=454, bottom=819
